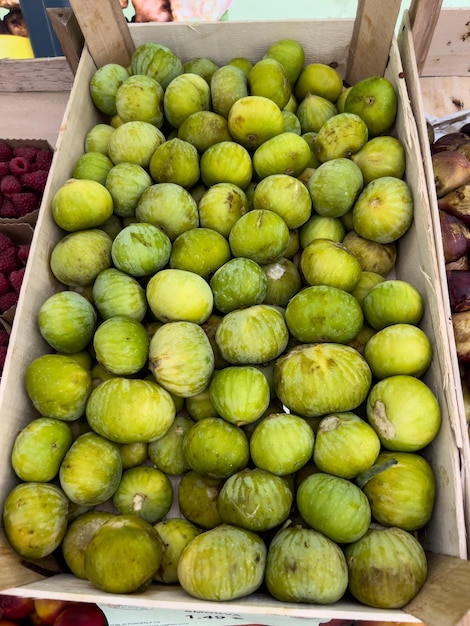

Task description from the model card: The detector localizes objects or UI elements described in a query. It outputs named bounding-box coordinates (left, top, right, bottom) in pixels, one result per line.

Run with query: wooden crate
left=0, top=56, right=73, bottom=146
left=398, top=4, right=470, bottom=562
left=1, top=2, right=469, bottom=624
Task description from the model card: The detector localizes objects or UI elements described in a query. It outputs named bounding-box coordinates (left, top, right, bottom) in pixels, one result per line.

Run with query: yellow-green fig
left=84, top=514, right=163, bottom=593
left=25, top=353, right=92, bottom=421
left=3, top=482, right=69, bottom=559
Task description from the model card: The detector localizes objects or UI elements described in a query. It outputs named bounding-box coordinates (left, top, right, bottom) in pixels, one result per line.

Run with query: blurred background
left=0, top=0, right=469, bottom=60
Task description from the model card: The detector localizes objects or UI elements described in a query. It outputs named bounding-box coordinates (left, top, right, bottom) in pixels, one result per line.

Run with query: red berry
left=0, top=247, right=18, bottom=273
left=0, top=232, right=14, bottom=252
left=0, top=161, right=10, bottom=178
left=35, top=148, right=53, bottom=171
left=21, top=169, right=49, bottom=193
left=17, top=244, right=30, bottom=265
left=0, top=272, right=10, bottom=296
left=0, top=290, right=18, bottom=312
left=0, top=174, right=22, bottom=198
left=0, top=345, right=8, bottom=370
left=0, top=197, right=19, bottom=218
left=0, top=328, right=9, bottom=346
left=0, top=141, right=12, bottom=162
left=13, top=145, right=39, bottom=162
left=10, top=156, right=32, bottom=177
left=9, top=267, right=25, bottom=292
left=11, top=192, right=39, bottom=216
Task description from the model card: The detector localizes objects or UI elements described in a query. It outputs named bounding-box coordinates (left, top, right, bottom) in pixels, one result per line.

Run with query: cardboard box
left=398, top=7, right=470, bottom=562
left=0, top=7, right=469, bottom=626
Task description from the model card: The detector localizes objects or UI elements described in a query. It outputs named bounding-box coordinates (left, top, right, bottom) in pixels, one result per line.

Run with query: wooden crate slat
left=419, top=8, right=470, bottom=78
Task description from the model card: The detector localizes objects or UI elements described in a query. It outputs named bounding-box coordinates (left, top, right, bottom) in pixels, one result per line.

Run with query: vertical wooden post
left=408, top=0, right=444, bottom=75
left=47, top=8, right=84, bottom=75
left=68, top=0, right=135, bottom=68
left=346, top=0, right=402, bottom=85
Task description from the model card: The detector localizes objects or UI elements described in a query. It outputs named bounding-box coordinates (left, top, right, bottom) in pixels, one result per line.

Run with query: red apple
left=0, top=620, right=22, bottom=626
left=34, top=599, right=74, bottom=625
left=0, top=595, right=35, bottom=619
left=54, top=603, right=108, bottom=626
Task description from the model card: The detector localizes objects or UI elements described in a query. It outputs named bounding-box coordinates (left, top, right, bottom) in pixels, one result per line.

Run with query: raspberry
left=0, top=328, right=9, bottom=346
left=13, top=145, right=38, bottom=162
left=0, top=273, right=9, bottom=296
left=9, top=267, right=25, bottom=292
left=17, top=244, right=30, bottom=265
left=0, top=290, right=18, bottom=312
left=34, top=149, right=53, bottom=171
left=0, top=246, right=18, bottom=273
left=11, top=192, right=39, bottom=216
left=0, top=142, right=12, bottom=162
left=0, top=162, right=10, bottom=178
left=0, top=197, right=19, bottom=218
left=0, top=345, right=8, bottom=370
left=0, top=232, right=14, bottom=252
left=0, top=174, right=22, bottom=198
left=9, top=156, right=32, bottom=177
left=21, top=170, right=49, bottom=193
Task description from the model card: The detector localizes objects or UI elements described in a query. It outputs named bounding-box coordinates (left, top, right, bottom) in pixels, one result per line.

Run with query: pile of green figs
left=2, top=37, right=440, bottom=611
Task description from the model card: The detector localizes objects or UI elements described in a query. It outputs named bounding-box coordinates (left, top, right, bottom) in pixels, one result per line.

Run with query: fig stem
left=355, top=457, right=398, bottom=489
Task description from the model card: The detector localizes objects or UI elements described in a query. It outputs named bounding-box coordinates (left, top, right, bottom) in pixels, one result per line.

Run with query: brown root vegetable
left=452, top=310, right=470, bottom=363
left=438, top=210, right=470, bottom=263
left=460, top=123, right=470, bottom=137
left=432, top=151, right=470, bottom=198
left=438, top=185, right=470, bottom=226
left=446, top=255, right=469, bottom=271
left=447, top=270, right=470, bottom=312
left=431, top=131, right=469, bottom=154
left=457, top=142, right=470, bottom=162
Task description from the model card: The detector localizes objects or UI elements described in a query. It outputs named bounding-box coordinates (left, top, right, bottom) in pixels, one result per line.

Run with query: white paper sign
left=99, top=605, right=332, bottom=626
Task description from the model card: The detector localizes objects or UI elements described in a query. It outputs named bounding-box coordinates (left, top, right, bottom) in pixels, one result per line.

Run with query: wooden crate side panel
left=127, top=19, right=354, bottom=72
left=398, top=13, right=470, bottom=556
left=0, top=58, right=74, bottom=93
left=0, top=57, right=74, bottom=147
left=420, top=8, right=470, bottom=78
left=385, top=37, right=467, bottom=560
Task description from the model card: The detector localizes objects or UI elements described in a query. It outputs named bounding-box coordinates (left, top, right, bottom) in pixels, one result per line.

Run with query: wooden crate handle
left=346, top=0, right=402, bottom=85
left=47, top=8, right=84, bottom=75
left=408, top=0, right=444, bottom=75
left=68, top=0, right=135, bottom=69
